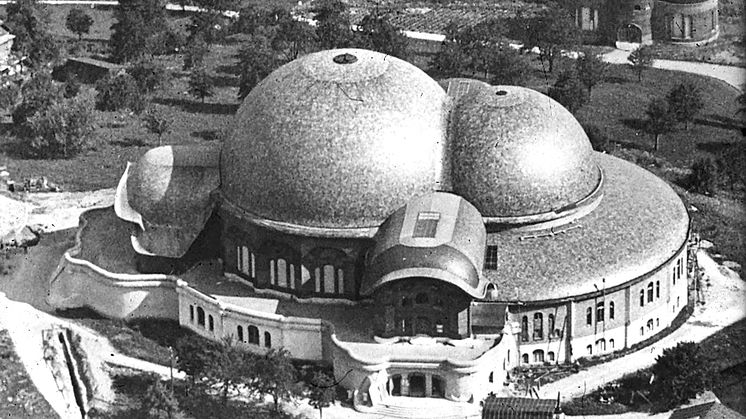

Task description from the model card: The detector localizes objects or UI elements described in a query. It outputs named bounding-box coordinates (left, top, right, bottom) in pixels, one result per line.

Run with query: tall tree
left=140, top=374, right=180, bottom=419
left=308, top=372, right=336, bottom=419
left=486, top=46, right=530, bottom=86
left=651, top=342, right=715, bottom=410
left=272, top=8, right=317, bottom=62
left=575, top=51, right=609, bottom=96
left=110, top=0, right=168, bottom=63
left=182, top=33, right=209, bottom=70
left=202, top=338, right=256, bottom=406
left=313, top=0, right=355, bottom=49
left=688, top=157, right=718, bottom=196
left=520, top=7, right=580, bottom=73
left=548, top=69, right=588, bottom=113
left=430, top=40, right=468, bottom=78
left=254, top=348, right=300, bottom=414
left=666, top=82, right=704, bottom=130
left=356, top=9, right=409, bottom=59
left=236, top=29, right=279, bottom=100
left=644, top=98, right=676, bottom=151
left=26, top=94, right=96, bottom=158
left=188, top=67, right=214, bottom=103
left=628, top=45, right=653, bottom=82
left=4, top=0, right=58, bottom=66
left=142, top=107, right=172, bottom=145
left=65, top=8, right=93, bottom=41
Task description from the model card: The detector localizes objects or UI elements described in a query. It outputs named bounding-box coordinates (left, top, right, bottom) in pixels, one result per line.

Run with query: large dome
left=221, top=49, right=450, bottom=229
left=450, top=85, right=602, bottom=222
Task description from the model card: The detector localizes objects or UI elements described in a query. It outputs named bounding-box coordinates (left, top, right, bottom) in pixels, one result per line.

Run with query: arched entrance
left=617, top=24, right=643, bottom=43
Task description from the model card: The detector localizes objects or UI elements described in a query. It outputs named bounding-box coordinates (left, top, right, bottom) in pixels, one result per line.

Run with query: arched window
left=533, top=313, right=543, bottom=340
left=522, top=353, right=529, bottom=364
left=264, top=332, right=272, bottom=348
left=609, top=302, right=615, bottom=320
left=488, top=372, right=494, bottom=383
left=656, top=318, right=660, bottom=327
left=208, top=315, right=214, bottom=332
left=656, top=281, right=660, bottom=299
left=197, top=307, right=205, bottom=327
left=609, top=339, right=615, bottom=349
left=248, top=326, right=259, bottom=344
left=548, top=351, right=555, bottom=362
left=189, top=305, right=194, bottom=322
left=647, top=319, right=654, bottom=331
left=586, top=345, right=592, bottom=355
left=677, top=296, right=680, bottom=307
left=314, top=265, right=344, bottom=294
left=597, top=302, right=605, bottom=322
left=548, top=314, right=555, bottom=335
left=521, top=316, right=529, bottom=342
left=647, top=282, right=654, bottom=303
left=533, top=350, right=544, bottom=363
left=415, top=293, right=429, bottom=304
left=237, top=325, right=244, bottom=342
left=237, top=246, right=256, bottom=278
left=271, top=259, right=295, bottom=290
left=596, top=338, right=606, bottom=352
left=586, top=307, right=592, bottom=325
left=640, top=327, right=644, bottom=336
left=640, top=290, right=645, bottom=307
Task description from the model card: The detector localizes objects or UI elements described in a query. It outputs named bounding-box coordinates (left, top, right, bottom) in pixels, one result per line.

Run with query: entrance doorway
left=409, top=374, right=426, bottom=397
left=617, top=24, right=643, bottom=43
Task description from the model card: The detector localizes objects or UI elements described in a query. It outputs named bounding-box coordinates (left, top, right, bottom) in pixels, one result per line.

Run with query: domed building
left=50, top=49, right=692, bottom=411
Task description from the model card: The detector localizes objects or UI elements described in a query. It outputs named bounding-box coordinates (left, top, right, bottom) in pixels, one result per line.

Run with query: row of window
left=673, top=258, right=683, bottom=284
left=236, top=246, right=346, bottom=295
left=520, top=313, right=561, bottom=342
left=236, top=325, right=272, bottom=348
left=640, top=281, right=661, bottom=307
left=587, top=301, right=615, bottom=326
left=587, top=338, right=615, bottom=356
left=521, top=349, right=556, bottom=364
left=640, top=317, right=660, bottom=336
left=189, top=305, right=215, bottom=332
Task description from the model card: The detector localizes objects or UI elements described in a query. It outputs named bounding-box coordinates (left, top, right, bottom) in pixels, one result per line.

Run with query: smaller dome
left=450, top=85, right=601, bottom=222
left=127, top=145, right=220, bottom=225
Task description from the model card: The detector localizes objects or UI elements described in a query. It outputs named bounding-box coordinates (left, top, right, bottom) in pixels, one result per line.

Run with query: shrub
left=687, top=157, right=718, bottom=196
left=26, top=94, right=96, bottom=158
left=128, top=57, right=170, bottom=94
left=666, top=82, right=704, bottom=130
left=651, top=341, right=715, bottom=411
left=548, top=69, right=588, bottom=113
left=95, top=73, right=145, bottom=113
left=583, top=124, right=612, bottom=152
left=65, top=8, right=94, bottom=41
left=142, top=107, right=173, bottom=145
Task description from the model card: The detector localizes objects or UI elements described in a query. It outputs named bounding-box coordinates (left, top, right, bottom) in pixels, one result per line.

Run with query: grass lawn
left=0, top=330, right=58, bottom=418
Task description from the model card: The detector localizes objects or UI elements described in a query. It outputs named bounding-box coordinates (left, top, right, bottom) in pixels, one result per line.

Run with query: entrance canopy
left=361, top=192, right=487, bottom=298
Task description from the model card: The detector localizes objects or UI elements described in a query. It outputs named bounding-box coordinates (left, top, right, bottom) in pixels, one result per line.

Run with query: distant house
left=482, top=397, right=562, bottom=419
left=0, top=21, right=16, bottom=71
left=53, top=57, right=124, bottom=84
left=670, top=401, right=746, bottom=419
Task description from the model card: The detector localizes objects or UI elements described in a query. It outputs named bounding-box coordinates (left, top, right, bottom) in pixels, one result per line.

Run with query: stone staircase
left=372, top=396, right=481, bottom=418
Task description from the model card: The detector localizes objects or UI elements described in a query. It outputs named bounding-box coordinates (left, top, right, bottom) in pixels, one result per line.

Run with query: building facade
left=49, top=49, right=693, bottom=411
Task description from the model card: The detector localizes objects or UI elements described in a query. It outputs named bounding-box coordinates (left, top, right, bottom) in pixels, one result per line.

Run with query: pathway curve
left=601, top=49, right=745, bottom=92
left=538, top=250, right=746, bottom=401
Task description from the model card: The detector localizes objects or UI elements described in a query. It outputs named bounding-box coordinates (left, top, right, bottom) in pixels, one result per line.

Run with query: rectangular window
left=413, top=212, right=440, bottom=238
left=484, top=245, right=498, bottom=270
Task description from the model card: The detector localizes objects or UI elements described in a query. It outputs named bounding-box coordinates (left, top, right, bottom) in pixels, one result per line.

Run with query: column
left=425, top=374, right=433, bottom=397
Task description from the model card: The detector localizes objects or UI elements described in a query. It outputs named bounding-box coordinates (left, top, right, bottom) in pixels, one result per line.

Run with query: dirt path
left=538, top=250, right=746, bottom=401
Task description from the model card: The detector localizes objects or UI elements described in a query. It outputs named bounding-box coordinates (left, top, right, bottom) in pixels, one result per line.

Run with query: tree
left=203, top=338, right=255, bottom=406
left=356, top=9, right=409, bottom=59
left=26, top=94, right=96, bottom=158
left=254, top=348, right=300, bottom=414
left=651, top=342, right=715, bottom=410
left=583, top=124, right=612, bottom=152
left=110, top=0, right=168, bottom=63
left=12, top=71, right=60, bottom=127
left=308, top=372, right=336, bottom=419
left=95, top=73, right=145, bottom=113
left=142, top=107, right=173, bottom=145
left=271, top=8, right=317, bottom=62
left=737, top=92, right=746, bottom=115
left=520, top=7, right=580, bottom=73
left=548, top=69, right=588, bottom=114
left=236, top=30, right=279, bottom=100
left=576, top=51, right=609, bottom=96
left=188, top=67, right=214, bottom=103
left=454, top=18, right=508, bottom=77
left=687, top=157, right=718, bottom=195
left=128, top=56, right=170, bottom=94
left=430, top=40, right=468, bottom=78
left=628, top=46, right=653, bottom=82
left=65, top=8, right=93, bottom=41
left=486, top=46, right=530, bottom=86
left=666, top=82, right=704, bottom=130
left=173, top=334, right=221, bottom=388
left=313, top=0, right=355, bottom=49
left=141, top=374, right=181, bottom=419
left=4, top=0, right=58, bottom=66
left=183, top=33, right=209, bottom=70
left=644, top=98, right=676, bottom=151
left=716, top=143, right=746, bottom=191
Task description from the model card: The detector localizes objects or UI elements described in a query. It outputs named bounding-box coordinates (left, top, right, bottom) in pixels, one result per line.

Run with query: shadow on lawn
left=696, top=141, right=739, bottom=154
left=152, top=98, right=238, bottom=115
left=695, top=114, right=746, bottom=132
left=212, top=73, right=239, bottom=88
